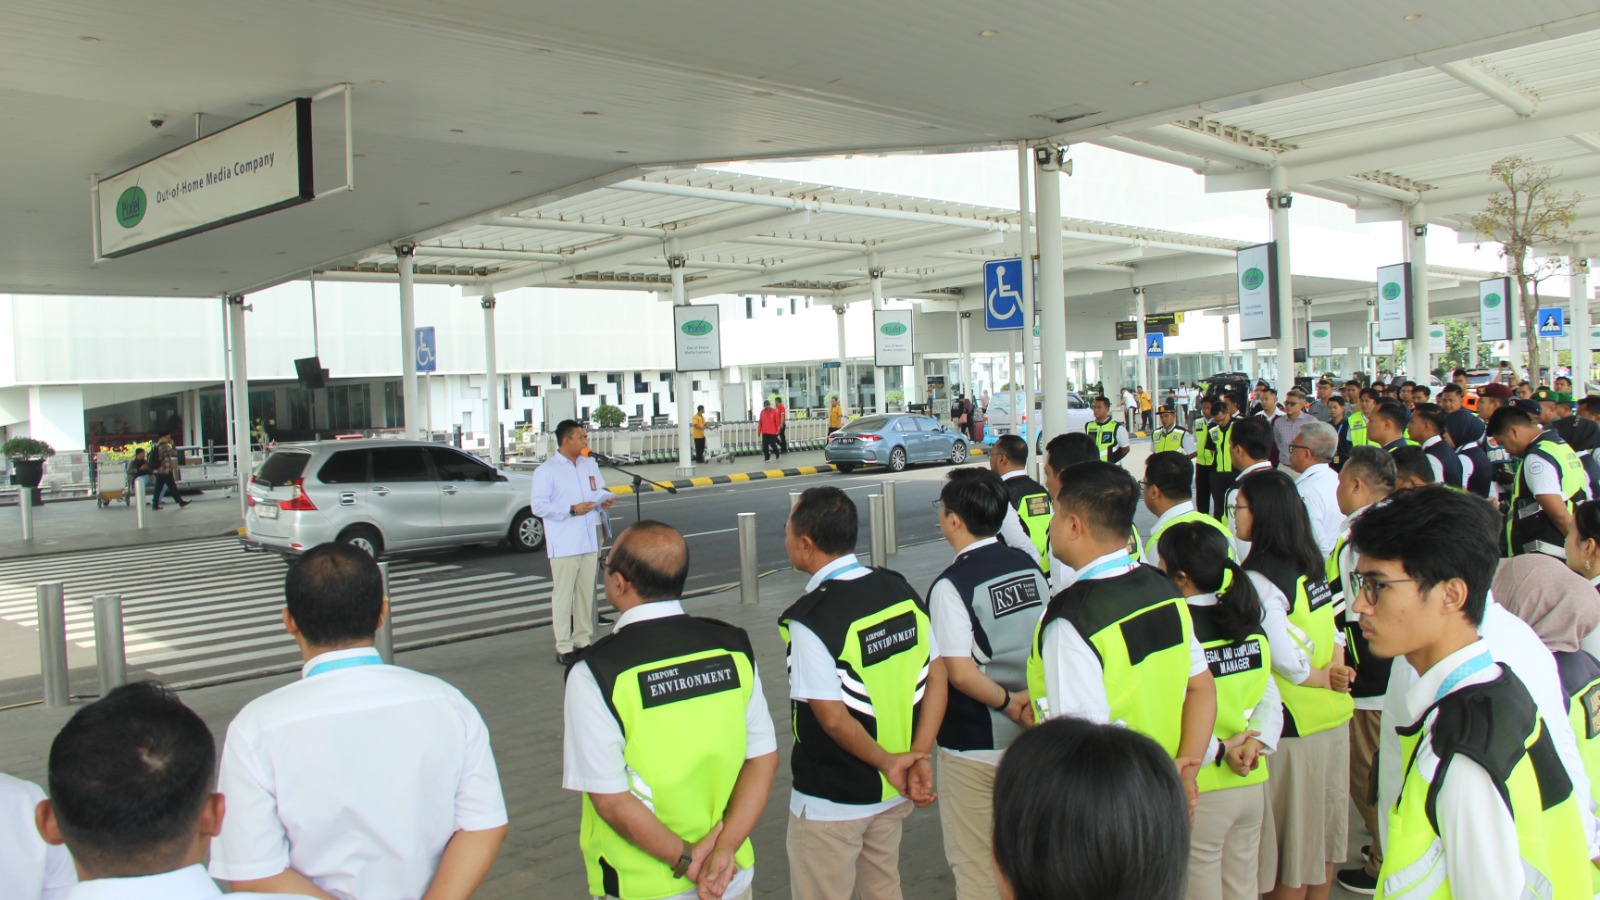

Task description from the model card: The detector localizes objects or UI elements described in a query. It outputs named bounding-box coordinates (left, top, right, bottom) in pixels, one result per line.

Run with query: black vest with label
left=932, top=542, right=1046, bottom=752
left=1458, top=440, right=1493, bottom=498
left=579, top=613, right=755, bottom=726
left=1423, top=440, right=1465, bottom=488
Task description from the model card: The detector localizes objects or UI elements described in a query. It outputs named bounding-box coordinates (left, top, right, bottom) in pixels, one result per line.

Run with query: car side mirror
left=495, top=472, right=509, bottom=482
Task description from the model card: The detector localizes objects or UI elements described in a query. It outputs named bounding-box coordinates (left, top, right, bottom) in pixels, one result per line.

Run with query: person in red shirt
left=775, top=396, right=789, bottom=454
left=759, top=400, right=783, bottom=461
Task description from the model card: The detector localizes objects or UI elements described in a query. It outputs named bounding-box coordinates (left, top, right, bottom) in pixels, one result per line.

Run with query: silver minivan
left=241, top=439, right=543, bottom=558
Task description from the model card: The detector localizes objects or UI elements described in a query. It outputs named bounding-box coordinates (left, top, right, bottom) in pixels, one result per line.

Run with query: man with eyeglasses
left=1307, top=379, right=1334, bottom=424
left=1287, top=421, right=1342, bottom=556
left=1355, top=487, right=1595, bottom=898
left=1270, top=389, right=1311, bottom=469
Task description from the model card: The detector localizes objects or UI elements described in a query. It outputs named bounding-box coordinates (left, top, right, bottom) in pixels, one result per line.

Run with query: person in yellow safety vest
left=1141, top=450, right=1233, bottom=571
left=564, top=522, right=779, bottom=900
left=1497, top=550, right=1600, bottom=896
left=989, top=433, right=1051, bottom=575
left=1207, top=398, right=1239, bottom=520
left=1490, top=405, right=1592, bottom=559
left=1158, top=521, right=1280, bottom=900
left=1151, top=405, right=1196, bottom=458
left=1024, top=461, right=1218, bottom=808
left=1086, top=395, right=1130, bottom=466
left=1346, top=384, right=1376, bottom=448
left=1350, top=487, right=1591, bottom=899
left=1194, top=397, right=1218, bottom=517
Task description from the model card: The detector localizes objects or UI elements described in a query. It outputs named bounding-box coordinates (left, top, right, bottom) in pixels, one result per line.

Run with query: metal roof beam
left=414, top=245, right=566, bottom=263
left=1570, top=134, right=1600, bottom=156
left=616, top=179, right=1014, bottom=233
left=485, top=217, right=663, bottom=238
left=1425, top=162, right=1600, bottom=219
left=1435, top=60, right=1539, bottom=118
left=1137, top=123, right=1278, bottom=168
left=689, top=230, right=1007, bottom=299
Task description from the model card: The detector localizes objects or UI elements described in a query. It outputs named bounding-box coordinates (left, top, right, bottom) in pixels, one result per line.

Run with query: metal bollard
left=37, top=581, right=68, bottom=708
left=789, top=490, right=802, bottom=510
left=737, top=513, right=758, bottom=606
left=883, top=481, right=898, bottom=557
left=92, top=594, right=127, bottom=696
left=869, top=494, right=887, bottom=568
left=19, top=488, right=34, bottom=540
left=375, top=562, right=395, bottom=664
left=134, top=478, right=147, bottom=530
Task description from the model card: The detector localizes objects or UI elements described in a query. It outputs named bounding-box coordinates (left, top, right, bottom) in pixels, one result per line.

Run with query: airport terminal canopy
left=4, top=1, right=1599, bottom=300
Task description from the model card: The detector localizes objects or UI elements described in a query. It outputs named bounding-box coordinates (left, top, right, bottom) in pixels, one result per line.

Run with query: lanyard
left=819, top=562, right=865, bottom=585
left=1434, top=651, right=1494, bottom=703
left=305, top=653, right=384, bottom=679
left=1077, top=551, right=1134, bottom=583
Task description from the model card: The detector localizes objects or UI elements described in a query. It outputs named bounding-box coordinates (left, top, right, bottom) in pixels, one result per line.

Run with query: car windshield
left=845, top=416, right=890, bottom=432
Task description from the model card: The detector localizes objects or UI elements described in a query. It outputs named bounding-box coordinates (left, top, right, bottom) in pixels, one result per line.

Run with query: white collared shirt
left=1142, top=500, right=1196, bottom=570
left=1, top=773, right=75, bottom=900
left=1379, top=603, right=1599, bottom=857
left=1293, top=463, right=1343, bottom=557
left=1038, top=549, right=1208, bottom=726
left=65, top=865, right=309, bottom=900
left=529, top=452, right=615, bottom=558
left=1185, top=591, right=1283, bottom=760
left=1226, top=460, right=1272, bottom=560
left=786, top=554, right=940, bottom=821
left=563, top=601, right=774, bottom=900
left=210, top=648, right=508, bottom=900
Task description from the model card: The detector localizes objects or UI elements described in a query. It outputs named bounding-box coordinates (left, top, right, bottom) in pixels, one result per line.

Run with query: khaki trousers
left=787, top=801, right=913, bottom=900
left=1185, top=782, right=1267, bottom=900
left=937, top=750, right=1001, bottom=900
left=549, top=552, right=597, bottom=653
left=1349, top=708, right=1384, bottom=877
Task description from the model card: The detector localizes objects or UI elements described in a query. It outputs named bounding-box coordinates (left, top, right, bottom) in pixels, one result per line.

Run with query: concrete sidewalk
left=0, top=539, right=963, bottom=899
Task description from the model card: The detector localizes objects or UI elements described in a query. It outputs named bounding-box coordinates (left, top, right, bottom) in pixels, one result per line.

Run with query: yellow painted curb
left=797, top=466, right=819, bottom=475
left=610, top=485, right=636, bottom=495
left=689, top=476, right=714, bottom=486
left=729, top=473, right=750, bottom=482
left=762, top=469, right=786, bottom=478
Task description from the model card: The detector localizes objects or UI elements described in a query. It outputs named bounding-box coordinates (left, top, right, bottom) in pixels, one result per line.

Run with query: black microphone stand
left=593, top=455, right=677, bottom=524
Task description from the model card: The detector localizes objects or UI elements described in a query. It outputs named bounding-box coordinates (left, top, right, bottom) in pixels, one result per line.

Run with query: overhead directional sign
left=415, top=326, right=437, bottom=373
left=983, top=258, right=1026, bottom=331
left=1145, top=332, right=1165, bottom=358
left=1143, top=311, right=1184, bottom=336
left=1114, top=320, right=1138, bottom=341
left=1537, top=306, right=1565, bottom=338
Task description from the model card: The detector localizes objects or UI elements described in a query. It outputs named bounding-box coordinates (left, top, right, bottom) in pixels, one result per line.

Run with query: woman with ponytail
left=1158, top=521, right=1280, bottom=900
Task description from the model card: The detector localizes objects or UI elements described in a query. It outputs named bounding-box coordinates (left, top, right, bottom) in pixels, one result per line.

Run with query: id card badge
left=589, top=475, right=597, bottom=491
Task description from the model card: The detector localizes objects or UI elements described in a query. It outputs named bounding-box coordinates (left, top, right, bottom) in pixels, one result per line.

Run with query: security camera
left=149, top=116, right=166, bottom=129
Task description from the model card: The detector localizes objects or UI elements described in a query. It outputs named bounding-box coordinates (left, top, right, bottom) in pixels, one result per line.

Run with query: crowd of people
left=13, top=367, right=1600, bottom=899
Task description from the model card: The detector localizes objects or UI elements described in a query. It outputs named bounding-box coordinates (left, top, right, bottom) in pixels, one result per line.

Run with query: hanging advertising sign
left=1308, top=322, right=1332, bottom=357
left=94, top=99, right=315, bottom=259
left=1236, top=243, right=1278, bottom=341
left=1427, top=324, right=1447, bottom=355
left=1376, top=262, right=1413, bottom=342
left=1370, top=322, right=1393, bottom=356
left=1479, top=277, right=1512, bottom=342
left=673, top=305, right=721, bottom=372
left=874, top=309, right=914, bottom=366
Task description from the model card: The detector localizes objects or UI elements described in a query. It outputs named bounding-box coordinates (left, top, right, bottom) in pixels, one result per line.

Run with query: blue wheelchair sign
left=1145, top=332, right=1164, bottom=358
left=415, top=326, right=437, bottom=372
left=1537, top=307, right=1565, bottom=338
left=982, top=258, right=1025, bottom=331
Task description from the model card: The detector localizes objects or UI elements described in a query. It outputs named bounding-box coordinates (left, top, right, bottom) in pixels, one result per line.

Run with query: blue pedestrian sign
left=982, top=258, right=1025, bottom=331
left=415, top=326, right=437, bottom=372
left=1537, top=307, right=1565, bottom=338
left=1145, top=332, right=1164, bottom=358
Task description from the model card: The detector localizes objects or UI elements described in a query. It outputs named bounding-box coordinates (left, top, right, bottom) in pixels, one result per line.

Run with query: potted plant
left=4, top=437, right=55, bottom=506
left=593, top=404, right=626, bottom=429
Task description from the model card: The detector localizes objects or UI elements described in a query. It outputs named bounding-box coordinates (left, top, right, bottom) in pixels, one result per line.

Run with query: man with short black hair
left=1410, top=384, right=1431, bottom=403
left=1223, top=416, right=1273, bottom=558
left=1366, top=402, right=1410, bottom=453
left=1579, top=395, right=1600, bottom=427
left=1404, top=403, right=1464, bottom=488
left=781, top=487, right=946, bottom=900
left=1307, top=380, right=1333, bottom=424
left=927, top=468, right=1045, bottom=899
left=1086, top=396, right=1130, bottom=466
left=1488, top=405, right=1592, bottom=557
left=531, top=418, right=619, bottom=664
left=1142, top=451, right=1230, bottom=569
left=988, top=434, right=1048, bottom=572
left=564, top=521, right=778, bottom=900
left=1150, top=405, right=1195, bottom=458
left=1390, top=445, right=1435, bottom=490
left=1193, top=397, right=1218, bottom=517
left=1326, top=395, right=1352, bottom=468
left=211, top=544, right=508, bottom=899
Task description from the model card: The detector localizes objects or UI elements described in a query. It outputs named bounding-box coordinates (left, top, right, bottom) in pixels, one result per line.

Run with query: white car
left=981, top=391, right=1094, bottom=451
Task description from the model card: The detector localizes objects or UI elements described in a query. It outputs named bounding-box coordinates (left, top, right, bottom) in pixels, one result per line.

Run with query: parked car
left=241, top=439, right=543, bottom=559
left=982, top=390, right=1093, bottom=450
left=825, top=413, right=968, bottom=473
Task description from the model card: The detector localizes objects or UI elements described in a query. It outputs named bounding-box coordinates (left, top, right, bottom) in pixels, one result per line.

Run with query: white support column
left=396, top=244, right=420, bottom=439
left=1133, top=287, right=1149, bottom=400
left=871, top=259, right=887, bottom=415
left=834, top=304, right=849, bottom=409
left=1035, top=146, right=1068, bottom=436
left=1572, top=243, right=1592, bottom=393
left=187, top=389, right=202, bottom=448
left=226, top=295, right=252, bottom=516
left=1407, top=203, right=1432, bottom=380
left=481, top=293, right=501, bottom=465
left=670, top=254, right=696, bottom=475
left=1017, top=143, right=1038, bottom=441
left=959, top=311, right=973, bottom=404
left=1269, top=167, right=1295, bottom=388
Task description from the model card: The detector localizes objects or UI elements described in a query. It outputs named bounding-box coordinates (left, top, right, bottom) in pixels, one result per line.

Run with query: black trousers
left=1210, top=471, right=1237, bottom=521
left=778, top=425, right=788, bottom=453
left=693, top=437, right=706, bottom=463
left=762, top=434, right=781, bottom=460
left=1195, top=465, right=1214, bottom=518
left=152, top=472, right=186, bottom=506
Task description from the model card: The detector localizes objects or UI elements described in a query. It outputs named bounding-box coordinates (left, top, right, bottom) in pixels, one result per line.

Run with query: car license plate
left=839, top=438, right=855, bottom=444
left=257, top=504, right=279, bottom=519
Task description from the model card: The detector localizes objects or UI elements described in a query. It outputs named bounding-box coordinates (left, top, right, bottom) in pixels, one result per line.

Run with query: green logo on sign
left=1382, top=282, right=1402, bottom=301
left=1430, top=329, right=1444, bottom=339
left=115, top=186, right=146, bottom=228
left=880, top=322, right=908, bottom=336
left=1241, top=268, right=1264, bottom=291
left=1483, top=293, right=1502, bottom=308
left=1312, top=328, right=1329, bottom=338
left=679, top=319, right=713, bottom=336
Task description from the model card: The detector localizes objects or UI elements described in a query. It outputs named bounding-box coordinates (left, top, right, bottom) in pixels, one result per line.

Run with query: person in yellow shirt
left=691, top=405, right=707, bottom=463
left=1138, top=387, right=1154, bottom=433
left=828, top=396, right=843, bottom=431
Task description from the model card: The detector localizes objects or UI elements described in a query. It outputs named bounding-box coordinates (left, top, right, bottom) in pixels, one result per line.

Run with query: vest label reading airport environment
left=94, top=98, right=314, bottom=259
left=859, top=611, right=919, bottom=665
left=637, top=655, right=740, bottom=708
left=673, top=305, right=722, bottom=372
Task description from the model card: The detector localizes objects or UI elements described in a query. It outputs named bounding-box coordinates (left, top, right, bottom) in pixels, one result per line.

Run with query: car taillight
left=278, top=478, right=317, bottom=511
left=245, top=493, right=256, bottom=506
left=858, top=434, right=881, bottom=441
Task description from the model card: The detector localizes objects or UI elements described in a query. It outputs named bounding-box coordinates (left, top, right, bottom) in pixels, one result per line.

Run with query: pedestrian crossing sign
left=1537, top=307, right=1565, bottom=338
left=1145, top=332, right=1164, bottom=357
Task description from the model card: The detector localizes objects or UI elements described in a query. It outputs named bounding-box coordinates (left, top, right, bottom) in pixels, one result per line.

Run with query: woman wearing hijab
left=1566, top=500, right=1600, bottom=595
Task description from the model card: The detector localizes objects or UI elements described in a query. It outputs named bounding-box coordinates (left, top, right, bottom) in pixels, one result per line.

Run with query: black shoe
left=151, top=504, right=163, bottom=510
left=1360, top=844, right=1371, bottom=863
left=177, top=499, right=190, bottom=507
left=556, top=651, right=580, bottom=666
left=1336, top=867, right=1377, bottom=895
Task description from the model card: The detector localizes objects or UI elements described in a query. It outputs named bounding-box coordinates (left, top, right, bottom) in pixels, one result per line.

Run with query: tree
left=1469, top=156, right=1584, bottom=384
left=1434, top=319, right=1496, bottom=376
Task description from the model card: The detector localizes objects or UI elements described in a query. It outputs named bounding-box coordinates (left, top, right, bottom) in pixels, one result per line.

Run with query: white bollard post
left=869, top=494, right=887, bottom=568
left=789, top=490, right=802, bottom=510
left=883, top=481, right=899, bottom=557
left=92, top=594, right=127, bottom=696
left=134, top=478, right=147, bottom=530
left=37, top=581, right=68, bottom=708
left=375, top=562, right=394, bottom=664
left=737, top=513, right=758, bottom=606
left=19, top=489, right=34, bottom=540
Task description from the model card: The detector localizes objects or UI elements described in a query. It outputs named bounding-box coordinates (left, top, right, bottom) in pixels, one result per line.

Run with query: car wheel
left=887, top=447, right=908, bottom=472
left=949, top=441, right=968, bottom=464
left=836, top=464, right=857, bottom=474
left=509, top=509, right=545, bottom=552
left=338, top=525, right=383, bottom=557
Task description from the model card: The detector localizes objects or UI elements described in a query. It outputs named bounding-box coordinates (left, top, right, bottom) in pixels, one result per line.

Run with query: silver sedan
left=824, top=413, right=969, bottom=474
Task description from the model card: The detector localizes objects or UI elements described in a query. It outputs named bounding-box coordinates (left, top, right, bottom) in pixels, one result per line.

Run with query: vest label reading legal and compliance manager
left=637, top=655, right=741, bottom=708
left=1205, top=640, right=1263, bottom=678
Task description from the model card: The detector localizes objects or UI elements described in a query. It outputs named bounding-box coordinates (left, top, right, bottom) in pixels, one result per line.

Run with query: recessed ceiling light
left=615, top=150, right=629, bottom=154
left=509, top=169, right=523, bottom=175
left=1132, top=80, right=1149, bottom=87
left=581, top=110, right=600, bottom=116
left=979, top=28, right=1000, bottom=37
left=757, top=139, right=774, bottom=144
left=246, top=102, right=265, bottom=108
left=1403, top=12, right=1422, bottom=20
left=78, top=35, right=100, bottom=42
left=159, top=134, right=177, bottom=141
left=449, top=128, right=464, bottom=133
left=753, top=90, right=774, bottom=98
left=533, top=47, right=553, bottom=55
left=418, top=201, right=431, bottom=206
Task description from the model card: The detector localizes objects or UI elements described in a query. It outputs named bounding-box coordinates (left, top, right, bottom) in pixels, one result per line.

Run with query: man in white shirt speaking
left=532, top=419, right=620, bottom=664
left=1287, top=421, right=1343, bottom=557
left=210, top=543, right=509, bottom=900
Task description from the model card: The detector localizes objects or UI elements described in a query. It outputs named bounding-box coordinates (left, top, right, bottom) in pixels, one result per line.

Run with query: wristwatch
left=671, top=844, right=694, bottom=879
left=569, top=504, right=577, bottom=516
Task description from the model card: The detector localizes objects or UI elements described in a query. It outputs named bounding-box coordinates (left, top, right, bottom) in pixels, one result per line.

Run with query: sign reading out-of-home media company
left=1376, top=263, right=1413, bottom=342
left=874, top=310, right=914, bottom=367
left=1236, top=243, right=1278, bottom=341
left=1308, top=321, right=1332, bottom=357
left=94, top=99, right=315, bottom=259
left=1479, top=277, right=1512, bottom=342
left=673, top=305, right=721, bottom=372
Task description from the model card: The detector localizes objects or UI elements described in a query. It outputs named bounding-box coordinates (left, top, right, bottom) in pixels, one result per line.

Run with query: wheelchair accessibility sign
left=415, top=326, right=437, bottom=372
left=983, top=258, right=1025, bottom=331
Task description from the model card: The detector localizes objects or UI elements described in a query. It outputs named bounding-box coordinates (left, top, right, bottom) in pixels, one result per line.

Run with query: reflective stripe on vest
left=1348, top=411, right=1371, bottom=447
left=1190, top=605, right=1271, bottom=793
left=1212, top=422, right=1235, bottom=474
left=1153, top=427, right=1189, bottom=454
left=1507, top=433, right=1589, bottom=558
left=1196, top=424, right=1216, bottom=466
left=1005, top=477, right=1053, bottom=575
left=1086, top=420, right=1121, bottom=462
